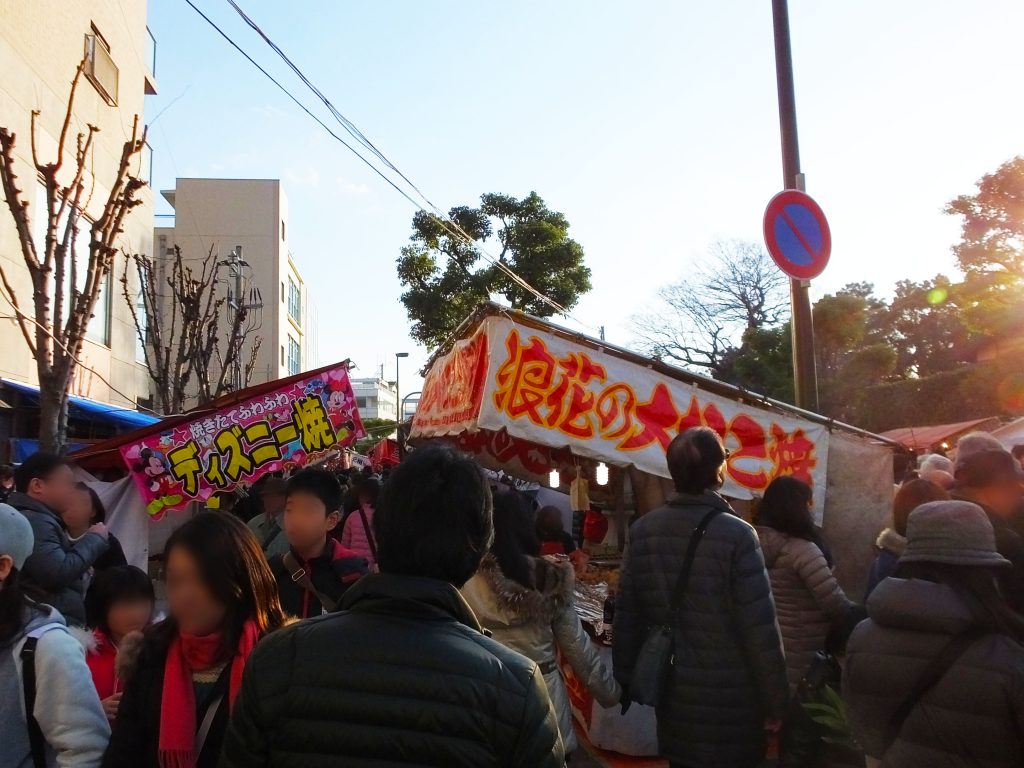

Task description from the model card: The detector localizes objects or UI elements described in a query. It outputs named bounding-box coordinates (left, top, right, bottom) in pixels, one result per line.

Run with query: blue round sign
left=763, top=190, right=831, bottom=280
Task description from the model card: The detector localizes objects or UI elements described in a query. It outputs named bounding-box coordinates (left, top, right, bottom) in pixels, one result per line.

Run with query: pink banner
left=120, top=367, right=363, bottom=517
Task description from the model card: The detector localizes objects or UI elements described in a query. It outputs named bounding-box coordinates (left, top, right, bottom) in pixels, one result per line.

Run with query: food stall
left=410, top=302, right=897, bottom=756
left=70, top=362, right=365, bottom=569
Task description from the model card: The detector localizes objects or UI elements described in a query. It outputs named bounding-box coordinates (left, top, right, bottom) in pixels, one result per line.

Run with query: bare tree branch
left=631, top=239, right=790, bottom=376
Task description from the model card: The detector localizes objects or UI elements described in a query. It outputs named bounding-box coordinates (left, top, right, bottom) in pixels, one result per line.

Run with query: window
left=280, top=282, right=285, bottom=302
left=84, top=25, right=118, bottom=106
left=287, top=277, right=301, bottom=325
left=356, top=397, right=367, bottom=409
left=287, top=335, right=301, bottom=375
left=281, top=219, right=286, bottom=241
left=280, top=345, right=284, bottom=366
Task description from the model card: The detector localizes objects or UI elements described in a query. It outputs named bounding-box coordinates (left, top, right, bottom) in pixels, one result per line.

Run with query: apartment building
left=350, top=377, right=399, bottom=421
left=155, top=178, right=318, bottom=400
left=0, top=0, right=157, bottom=407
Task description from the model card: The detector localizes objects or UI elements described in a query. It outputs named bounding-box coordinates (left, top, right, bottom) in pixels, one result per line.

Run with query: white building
left=154, top=178, right=319, bottom=403
left=0, top=0, right=157, bottom=407
left=350, top=377, right=398, bottom=421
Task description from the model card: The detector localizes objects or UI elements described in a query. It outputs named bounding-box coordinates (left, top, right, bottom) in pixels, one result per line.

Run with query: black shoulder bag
left=626, top=508, right=720, bottom=706
left=881, top=628, right=984, bottom=752
left=21, top=636, right=47, bottom=768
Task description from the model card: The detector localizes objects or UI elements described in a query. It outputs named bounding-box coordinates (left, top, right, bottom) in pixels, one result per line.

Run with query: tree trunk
left=37, top=387, right=68, bottom=454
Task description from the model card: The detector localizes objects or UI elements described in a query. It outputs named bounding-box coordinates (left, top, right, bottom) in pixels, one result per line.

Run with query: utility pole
left=771, top=0, right=819, bottom=412
left=224, top=245, right=263, bottom=390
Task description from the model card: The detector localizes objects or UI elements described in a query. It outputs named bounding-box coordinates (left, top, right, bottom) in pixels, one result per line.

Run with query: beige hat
left=900, top=500, right=1011, bottom=569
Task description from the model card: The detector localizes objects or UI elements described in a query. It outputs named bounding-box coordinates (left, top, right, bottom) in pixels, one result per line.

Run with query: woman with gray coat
left=462, top=490, right=620, bottom=756
left=756, top=476, right=854, bottom=690
left=614, top=427, right=788, bottom=768
left=844, top=500, right=1024, bottom=767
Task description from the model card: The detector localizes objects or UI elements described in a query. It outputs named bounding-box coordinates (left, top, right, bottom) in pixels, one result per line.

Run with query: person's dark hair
left=892, top=478, right=949, bottom=537
left=0, top=464, right=13, bottom=482
left=374, top=444, right=493, bottom=587
left=895, top=561, right=1024, bottom=642
left=357, top=477, right=380, bottom=508
left=159, top=513, right=286, bottom=660
left=14, top=452, right=69, bottom=493
left=75, top=481, right=107, bottom=525
left=759, top=477, right=816, bottom=541
left=667, top=427, right=727, bottom=494
left=85, top=565, right=154, bottom=634
left=0, top=568, right=35, bottom=643
left=825, top=605, right=867, bottom=657
left=286, top=468, right=342, bottom=515
left=492, top=491, right=540, bottom=589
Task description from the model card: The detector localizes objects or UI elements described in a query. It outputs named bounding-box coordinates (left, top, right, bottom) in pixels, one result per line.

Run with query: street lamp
left=395, top=352, right=409, bottom=422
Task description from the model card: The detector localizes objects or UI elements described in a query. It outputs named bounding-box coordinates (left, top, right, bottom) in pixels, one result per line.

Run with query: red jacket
left=269, top=538, right=368, bottom=618
left=84, top=628, right=120, bottom=699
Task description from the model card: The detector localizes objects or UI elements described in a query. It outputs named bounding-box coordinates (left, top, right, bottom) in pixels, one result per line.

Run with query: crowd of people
left=2, top=427, right=1024, bottom=767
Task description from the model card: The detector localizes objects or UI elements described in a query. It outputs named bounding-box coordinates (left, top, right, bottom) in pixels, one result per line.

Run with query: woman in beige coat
left=462, top=490, right=620, bottom=756
left=755, top=477, right=854, bottom=690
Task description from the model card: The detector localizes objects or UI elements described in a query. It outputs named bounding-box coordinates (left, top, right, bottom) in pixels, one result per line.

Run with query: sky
left=145, top=0, right=1024, bottom=393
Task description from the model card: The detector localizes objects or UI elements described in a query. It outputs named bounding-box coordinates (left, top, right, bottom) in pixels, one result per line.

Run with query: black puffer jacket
left=614, top=491, right=789, bottom=768
left=220, top=572, right=565, bottom=767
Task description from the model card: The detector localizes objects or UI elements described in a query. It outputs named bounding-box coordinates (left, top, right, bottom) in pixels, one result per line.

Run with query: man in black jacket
left=11, top=452, right=108, bottom=625
left=614, top=427, right=788, bottom=768
left=222, top=444, right=564, bottom=767
left=268, top=468, right=367, bottom=618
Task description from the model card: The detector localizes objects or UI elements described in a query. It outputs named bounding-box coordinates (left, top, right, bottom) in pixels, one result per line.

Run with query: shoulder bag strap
left=195, top=692, right=224, bottom=757
left=20, top=636, right=47, bottom=768
left=282, top=551, right=337, bottom=613
left=260, top=519, right=282, bottom=550
left=356, top=507, right=378, bottom=560
left=882, top=629, right=984, bottom=752
left=669, top=508, right=721, bottom=614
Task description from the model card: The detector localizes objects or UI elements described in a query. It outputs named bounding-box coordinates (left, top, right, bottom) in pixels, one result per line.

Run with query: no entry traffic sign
left=763, top=190, right=831, bottom=280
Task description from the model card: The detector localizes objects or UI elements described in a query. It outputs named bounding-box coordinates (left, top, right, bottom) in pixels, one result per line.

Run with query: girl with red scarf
left=102, top=513, right=287, bottom=768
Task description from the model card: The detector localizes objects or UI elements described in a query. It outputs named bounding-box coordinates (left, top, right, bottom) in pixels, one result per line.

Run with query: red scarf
left=158, top=620, right=260, bottom=768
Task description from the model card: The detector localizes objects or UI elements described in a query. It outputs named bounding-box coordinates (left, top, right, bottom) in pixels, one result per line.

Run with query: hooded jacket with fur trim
left=864, top=527, right=906, bottom=601
left=461, top=554, right=621, bottom=753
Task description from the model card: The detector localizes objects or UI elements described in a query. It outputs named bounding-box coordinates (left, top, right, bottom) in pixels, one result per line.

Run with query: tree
left=717, top=324, right=794, bottom=402
left=122, top=245, right=263, bottom=414
left=397, top=192, right=591, bottom=348
left=354, top=417, right=397, bottom=455
left=0, top=62, right=147, bottom=452
left=631, top=240, right=789, bottom=376
left=946, top=158, right=1024, bottom=340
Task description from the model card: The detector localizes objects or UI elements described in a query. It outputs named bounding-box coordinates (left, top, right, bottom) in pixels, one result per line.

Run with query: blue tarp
left=2, top=379, right=159, bottom=431
left=9, top=438, right=87, bottom=463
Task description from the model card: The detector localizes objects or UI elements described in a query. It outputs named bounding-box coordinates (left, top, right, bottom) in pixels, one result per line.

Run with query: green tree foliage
left=717, top=324, right=794, bottom=403
left=397, top=192, right=591, bottom=348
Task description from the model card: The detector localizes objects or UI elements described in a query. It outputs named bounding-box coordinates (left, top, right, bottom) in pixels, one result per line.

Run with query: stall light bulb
left=595, top=462, right=609, bottom=486
left=548, top=469, right=560, bottom=488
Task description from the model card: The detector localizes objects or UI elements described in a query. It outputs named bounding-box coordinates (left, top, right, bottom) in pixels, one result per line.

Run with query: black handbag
left=627, top=508, right=720, bottom=706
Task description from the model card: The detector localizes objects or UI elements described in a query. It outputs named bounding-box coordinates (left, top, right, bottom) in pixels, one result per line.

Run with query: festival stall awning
left=368, top=437, right=400, bottom=468
left=411, top=303, right=897, bottom=514
left=878, top=417, right=1001, bottom=452
left=70, top=362, right=364, bottom=518
left=2, top=379, right=160, bottom=431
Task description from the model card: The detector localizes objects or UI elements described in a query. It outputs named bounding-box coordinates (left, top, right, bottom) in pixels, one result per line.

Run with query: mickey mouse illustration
left=133, top=447, right=184, bottom=516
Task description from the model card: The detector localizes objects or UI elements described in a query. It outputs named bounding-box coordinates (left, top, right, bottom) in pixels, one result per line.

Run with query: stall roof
left=2, top=379, right=159, bottom=431
left=425, top=302, right=898, bottom=446
left=68, top=360, right=351, bottom=471
left=878, top=417, right=1001, bottom=451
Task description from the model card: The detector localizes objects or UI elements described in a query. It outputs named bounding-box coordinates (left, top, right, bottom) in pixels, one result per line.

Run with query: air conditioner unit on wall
left=84, top=34, right=119, bottom=106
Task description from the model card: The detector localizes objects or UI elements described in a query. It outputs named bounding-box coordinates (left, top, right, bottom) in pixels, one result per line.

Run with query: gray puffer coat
left=462, top=554, right=621, bottom=753
left=757, top=526, right=853, bottom=690
left=844, top=577, right=1024, bottom=767
left=614, top=491, right=789, bottom=768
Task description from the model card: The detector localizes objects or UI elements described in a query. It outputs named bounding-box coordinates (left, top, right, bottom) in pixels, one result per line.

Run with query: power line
left=187, top=0, right=576, bottom=322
